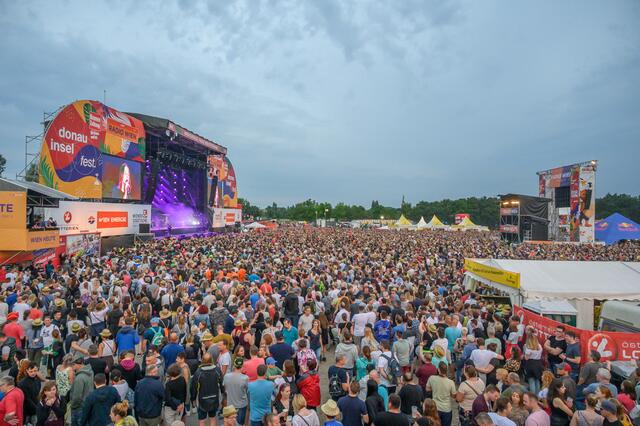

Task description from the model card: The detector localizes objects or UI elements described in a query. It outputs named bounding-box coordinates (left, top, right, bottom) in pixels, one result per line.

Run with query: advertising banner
left=514, top=306, right=640, bottom=362
left=464, top=259, right=520, bottom=289
left=39, top=100, right=145, bottom=199
left=569, top=167, right=580, bottom=241
left=578, top=165, right=596, bottom=242
left=44, top=200, right=150, bottom=237
left=455, top=213, right=470, bottom=225
left=63, top=233, right=101, bottom=258
left=0, top=191, right=26, bottom=229
left=101, top=155, right=142, bottom=200
left=222, top=157, right=238, bottom=208
left=212, top=208, right=241, bottom=228
left=25, top=230, right=59, bottom=250
left=499, top=224, right=519, bottom=234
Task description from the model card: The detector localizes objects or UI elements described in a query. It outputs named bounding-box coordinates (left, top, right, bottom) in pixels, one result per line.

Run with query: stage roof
left=466, top=258, right=640, bottom=301
left=0, top=178, right=78, bottom=200
left=129, top=113, right=227, bottom=155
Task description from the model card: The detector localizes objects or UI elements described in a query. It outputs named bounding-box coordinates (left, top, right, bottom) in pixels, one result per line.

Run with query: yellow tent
left=459, top=216, right=476, bottom=227
left=427, top=215, right=445, bottom=226
left=396, top=215, right=413, bottom=226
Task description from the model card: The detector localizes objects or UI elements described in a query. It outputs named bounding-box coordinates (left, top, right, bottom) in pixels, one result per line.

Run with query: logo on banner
left=63, top=212, right=72, bottom=223
left=588, top=334, right=616, bottom=361
left=97, top=211, right=128, bottom=228
left=88, top=216, right=95, bottom=224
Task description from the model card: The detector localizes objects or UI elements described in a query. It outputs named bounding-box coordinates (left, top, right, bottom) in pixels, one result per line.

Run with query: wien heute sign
left=514, top=306, right=640, bottom=362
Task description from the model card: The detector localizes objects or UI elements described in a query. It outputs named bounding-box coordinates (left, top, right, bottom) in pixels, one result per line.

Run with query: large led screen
left=101, top=155, right=142, bottom=200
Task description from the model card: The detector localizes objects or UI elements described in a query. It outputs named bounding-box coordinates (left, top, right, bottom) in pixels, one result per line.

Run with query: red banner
left=513, top=306, right=640, bottom=362
left=97, top=211, right=128, bottom=228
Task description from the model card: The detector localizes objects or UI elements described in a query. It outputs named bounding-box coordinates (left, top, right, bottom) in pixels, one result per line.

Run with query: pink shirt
left=242, top=357, right=265, bottom=382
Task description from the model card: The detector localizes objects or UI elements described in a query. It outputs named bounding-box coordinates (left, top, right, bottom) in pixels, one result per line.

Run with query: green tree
left=25, top=161, right=39, bottom=182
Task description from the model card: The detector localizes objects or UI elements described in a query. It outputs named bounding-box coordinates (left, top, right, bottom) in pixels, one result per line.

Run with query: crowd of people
left=0, top=228, right=638, bottom=426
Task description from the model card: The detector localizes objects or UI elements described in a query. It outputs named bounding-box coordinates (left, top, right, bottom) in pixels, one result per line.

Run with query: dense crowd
left=0, top=229, right=638, bottom=426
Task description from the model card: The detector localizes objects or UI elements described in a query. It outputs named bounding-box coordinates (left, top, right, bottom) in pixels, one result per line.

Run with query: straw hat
left=434, top=345, right=446, bottom=358
left=222, top=405, right=237, bottom=418
left=321, top=400, right=340, bottom=417
left=428, top=324, right=437, bottom=333
left=100, top=329, right=112, bottom=338
left=70, top=323, right=82, bottom=333
left=32, top=318, right=43, bottom=327
left=201, top=331, right=214, bottom=342
left=159, top=309, right=171, bottom=319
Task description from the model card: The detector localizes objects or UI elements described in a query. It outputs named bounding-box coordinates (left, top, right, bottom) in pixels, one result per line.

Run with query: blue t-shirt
left=269, top=343, right=294, bottom=369
left=161, top=342, right=184, bottom=368
left=282, top=327, right=298, bottom=346
left=337, top=395, right=366, bottom=426
left=249, top=293, right=260, bottom=310
left=248, top=379, right=274, bottom=422
left=444, top=326, right=461, bottom=351
left=325, top=421, right=343, bottom=426
left=565, top=342, right=581, bottom=372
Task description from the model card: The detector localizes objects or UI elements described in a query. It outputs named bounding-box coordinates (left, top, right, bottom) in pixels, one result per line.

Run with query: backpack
left=328, top=369, right=348, bottom=399
left=381, top=353, right=401, bottom=384
left=150, top=327, right=164, bottom=346
left=194, top=366, right=221, bottom=411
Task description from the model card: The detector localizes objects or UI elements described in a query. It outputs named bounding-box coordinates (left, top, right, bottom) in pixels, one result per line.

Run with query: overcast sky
left=1, top=1, right=638, bottom=207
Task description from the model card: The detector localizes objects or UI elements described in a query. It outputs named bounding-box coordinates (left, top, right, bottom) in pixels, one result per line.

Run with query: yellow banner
left=0, top=229, right=60, bottom=251
left=0, top=192, right=26, bottom=229
left=464, top=258, right=520, bottom=289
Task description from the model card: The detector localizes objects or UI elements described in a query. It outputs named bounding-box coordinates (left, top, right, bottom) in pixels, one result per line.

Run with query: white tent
left=416, top=217, right=428, bottom=229
left=425, top=215, right=449, bottom=229
left=244, top=221, right=267, bottom=229
left=464, top=258, right=640, bottom=329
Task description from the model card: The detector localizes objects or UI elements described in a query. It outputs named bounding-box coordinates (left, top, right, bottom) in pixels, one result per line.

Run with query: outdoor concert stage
left=33, top=100, right=241, bottom=251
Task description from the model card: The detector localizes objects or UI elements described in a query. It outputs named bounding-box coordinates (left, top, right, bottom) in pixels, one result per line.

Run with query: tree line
left=239, top=193, right=640, bottom=228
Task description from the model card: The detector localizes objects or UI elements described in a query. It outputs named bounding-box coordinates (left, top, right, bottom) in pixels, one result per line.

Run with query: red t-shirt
left=241, top=357, right=265, bottom=382
left=0, top=387, right=24, bottom=426
left=27, top=309, right=43, bottom=320
left=2, top=323, right=24, bottom=349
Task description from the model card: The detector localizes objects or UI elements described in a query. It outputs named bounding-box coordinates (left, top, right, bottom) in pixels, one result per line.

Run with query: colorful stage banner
left=222, top=157, right=238, bottom=208
left=39, top=100, right=145, bottom=199
left=514, top=306, right=640, bottom=362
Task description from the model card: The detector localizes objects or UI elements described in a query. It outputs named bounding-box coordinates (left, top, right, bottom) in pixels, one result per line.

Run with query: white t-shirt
left=352, top=313, right=369, bottom=337
left=377, top=350, right=393, bottom=386
left=218, top=351, right=231, bottom=373
left=12, top=303, right=30, bottom=318
left=470, top=348, right=497, bottom=369
left=488, top=413, right=516, bottom=426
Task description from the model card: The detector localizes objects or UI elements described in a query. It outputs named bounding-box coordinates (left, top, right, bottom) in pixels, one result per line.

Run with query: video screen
left=101, top=155, right=142, bottom=200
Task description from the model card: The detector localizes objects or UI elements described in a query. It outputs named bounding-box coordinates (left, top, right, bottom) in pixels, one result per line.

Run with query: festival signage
left=0, top=191, right=26, bottom=229
left=499, top=224, right=519, bottom=234
left=464, top=259, right=520, bottom=289
left=212, top=208, right=242, bottom=228
left=43, top=200, right=150, bottom=237
left=39, top=100, right=145, bottom=199
left=222, top=157, right=238, bottom=208
left=514, top=306, right=640, bottom=362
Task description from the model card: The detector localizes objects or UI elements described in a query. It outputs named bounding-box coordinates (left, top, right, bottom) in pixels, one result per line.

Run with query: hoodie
left=69, top=365, right=94, bottom=410
left=115, top=326, right=140, bottom=353
left=111, top=359, right=143, bottom=391
left=78, top=385, right=121, bottom=426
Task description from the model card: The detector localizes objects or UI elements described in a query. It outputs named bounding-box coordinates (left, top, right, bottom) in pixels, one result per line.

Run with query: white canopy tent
left=244, top=221, right=267, bottom=229
left=464, top=258, right=640, bottom=329
left=416, top=217, right=428, bottom=229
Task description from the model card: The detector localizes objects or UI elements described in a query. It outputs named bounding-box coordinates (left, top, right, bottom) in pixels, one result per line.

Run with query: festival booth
left=394, top=215, right=414, bottom=229
left=452, top=216, right=489, bottom=231
left=424, top=214, right=449, bottom=229
left=416, top=217, right=428, bottom=229
left=595, top=213, right=640, bottom=245
left=0, top=179, right=69, bottom=266
left=463, top=258, right=640, bottom=330
left=244, top=221, right=267, bottom=230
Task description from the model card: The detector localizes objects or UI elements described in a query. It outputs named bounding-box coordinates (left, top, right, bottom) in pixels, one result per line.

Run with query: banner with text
left=513, top=306, right=640, bottom=362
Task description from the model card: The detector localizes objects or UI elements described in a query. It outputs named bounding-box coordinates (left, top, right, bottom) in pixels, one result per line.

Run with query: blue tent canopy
left=595, top=213, right=640, bottom=245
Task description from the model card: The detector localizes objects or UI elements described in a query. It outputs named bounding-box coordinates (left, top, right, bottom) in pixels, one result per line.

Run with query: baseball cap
left=557, top=362, right=571, bottom=373
left=600, top=399, right=616, bottom=414
left=266, top=357, right=276, bottom=365
left=233, top=357, right=244, bottom=369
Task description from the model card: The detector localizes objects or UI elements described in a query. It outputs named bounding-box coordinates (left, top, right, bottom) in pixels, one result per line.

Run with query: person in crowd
left=569, top=393, right=603, bottom=426
left=36, top=380, right=66, bottom=426
left=78, top=373, right=121, bottom=426
left=248, top=364, right=274, bottom=426
left=338, top=381, right=369, bottom=426
left=426, top=361, right=457, bottom=426
left=223, top=357, right=249, bottom=426
left=523, top=392, right=550, bottom=426
left=548, top=379, right=574, bottom=426
left=135, top=364, right=165, bottom=426
left=488, top=397, right=516, bottom=426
